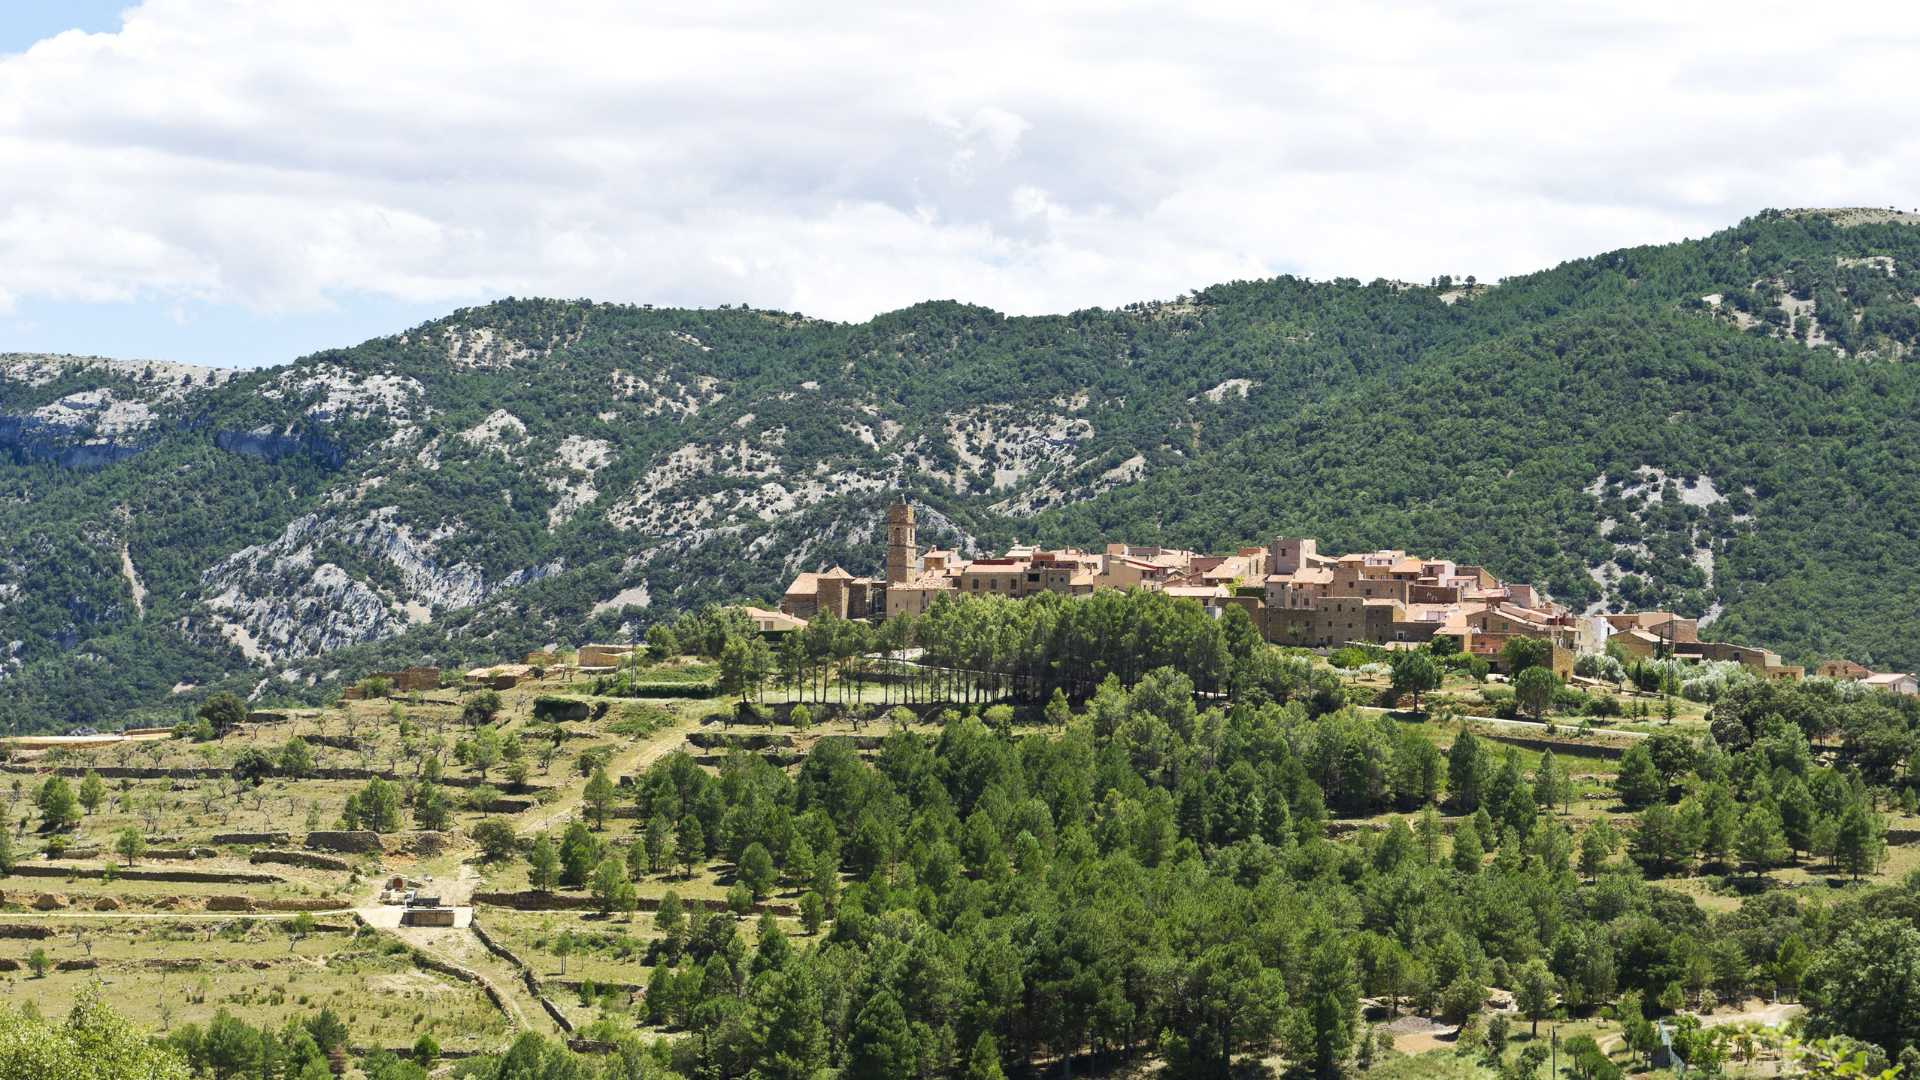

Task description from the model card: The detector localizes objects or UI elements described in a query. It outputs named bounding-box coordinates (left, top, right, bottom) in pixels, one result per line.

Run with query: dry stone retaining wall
left=5, top=864, right=284, bottom=884
left=250, top=849, right=353, bottom=871
left=303, top=830, right=384, bottom=854
left=1477, top=733, right=1627, bottom=760
left=211, top=831, right=291, bottom=845
left=0, top=763, right=545, bottom=790
left=472, top=919, right=573, bottom=1035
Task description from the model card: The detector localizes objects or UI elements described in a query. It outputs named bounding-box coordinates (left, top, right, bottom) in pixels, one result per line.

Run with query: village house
left=1814, top=659, right=1918, bottom=695
left=368, top=666, right=441, bottom=693
left=1602, top=612, right=1701, bottom=648
left=781, top=567, right=885, bottom=620
left=741, top=605, right=808, bottom=635
left=578, top=643, right=642, bottom=669
left=1675, top=640, right=1803, bottom=680
left=464, top=663, right=533, bottom=690
left=1864, top=672, right=1920, bottom=696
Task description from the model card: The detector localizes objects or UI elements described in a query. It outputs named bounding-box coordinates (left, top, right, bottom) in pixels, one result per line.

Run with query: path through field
left=356, top=715, right=699, bottom=1044
left=514, top=717, right=697, bottom=839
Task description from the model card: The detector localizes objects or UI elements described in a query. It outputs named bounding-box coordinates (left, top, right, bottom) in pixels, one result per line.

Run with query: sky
left=2, top=2, right=1917, bottom=369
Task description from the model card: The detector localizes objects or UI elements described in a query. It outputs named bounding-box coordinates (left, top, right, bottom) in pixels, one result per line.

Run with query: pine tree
left=799, top=889, right=826, bottom=935
left=1778, top=778, right=1818, bottom=858
left=1697, top=785, right=1738, bottom=869
left=35, top=776, right=79, bottom=829
left=844, top=990, right=915, bottom=1080
left=655, top=891, right=687, bottom=961
left=964, top=1032, right=1006, bottom=1080
left=1629, top=804, right=1694, bottom=876
left=1044, top=688, right=1072, bottom=729
left=1834, top=800, right=1885, bottom=881
left=645, top=964, right=677, bottom=1026
left=1390, top=651, right=1442, bottom=711
left=645, top=814, right=672, bottom=872
left=1533, top=751, right=1564, bottom=812
left=1448, top=732, right=1484, bottom=811
left=677, top=815, right=706, bottom=878
left=752, top=963, right=828, bottom=1080
left=750, top=911, right=791, bottom=975
left=1614, top=744, right=1664, bottom=809
left=583, top=767, right=616, bottom=830
left=527, top=833, right=560, bottom=892
left=1735, top=804, right=1789, bottom=876
left=739, top=842, right=775, bottom=900
left=1452, top=818, right=1484, bottom=874
left=77, top=771, right=106, bottom=815
left=590, top=856, right=634, bottom=915
left=1416, top=806, right=1443, bottom=864
left=113, top=827, right=146, bottom=868
left=1288, top=936, right=1359, bottom=1075
left=1514, top=666, right=1556, bottom=721
left=558, top=820, right=599, bottom=888
left=1578, top=820, right=1615, bottom=881
left=1517, top=959, right=1554, bottom=1035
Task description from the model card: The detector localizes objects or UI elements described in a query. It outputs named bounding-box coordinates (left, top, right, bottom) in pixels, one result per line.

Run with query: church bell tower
left=885, top=499, right=916, bottom=584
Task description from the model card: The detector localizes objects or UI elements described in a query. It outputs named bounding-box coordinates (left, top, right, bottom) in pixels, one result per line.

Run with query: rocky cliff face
left=0, top=316, right=1036, bottom=723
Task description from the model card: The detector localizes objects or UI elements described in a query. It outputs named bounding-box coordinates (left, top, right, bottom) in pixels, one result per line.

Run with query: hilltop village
left=779, top=501, right=1911, bottom=690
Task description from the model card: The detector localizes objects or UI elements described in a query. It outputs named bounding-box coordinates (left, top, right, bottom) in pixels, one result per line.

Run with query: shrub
left=340, top=778, right=403, bottom=832
left=231, top=748, right=275, bottom=786
left=461, top=691, right=503, bottom=726
left=1329, top=646, right=1378, bottom=670
left=470, top=818, right=519, bottom=862
left=1582, top=694, right=1623, bottom=718
left=532, top=696, right=591, bottom=721
left=196, top=692, right=247, bottom=736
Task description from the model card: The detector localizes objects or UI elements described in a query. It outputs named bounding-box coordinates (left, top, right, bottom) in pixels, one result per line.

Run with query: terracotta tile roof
left=741, top=606, right=808, bottom=631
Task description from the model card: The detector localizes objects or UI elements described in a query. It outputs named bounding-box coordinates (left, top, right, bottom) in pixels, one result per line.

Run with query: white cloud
left=1, top=0, right=1918, bottom=331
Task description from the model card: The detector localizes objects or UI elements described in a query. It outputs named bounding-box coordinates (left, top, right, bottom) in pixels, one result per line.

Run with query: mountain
left=5, top=207, right=1920, bottom=732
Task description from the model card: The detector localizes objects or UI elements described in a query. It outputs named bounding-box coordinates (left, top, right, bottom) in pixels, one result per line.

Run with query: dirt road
left=514, top=718, right=695, bottom=839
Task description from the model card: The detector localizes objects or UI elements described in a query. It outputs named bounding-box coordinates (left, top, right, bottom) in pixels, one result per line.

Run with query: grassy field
left=3, top=920, right=510, bottom=1051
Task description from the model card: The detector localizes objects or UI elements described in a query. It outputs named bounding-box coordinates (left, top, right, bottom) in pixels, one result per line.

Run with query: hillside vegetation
left=7, top=625, right=1920, bottom=1078
left=3, top=209, right=1920, bottom=731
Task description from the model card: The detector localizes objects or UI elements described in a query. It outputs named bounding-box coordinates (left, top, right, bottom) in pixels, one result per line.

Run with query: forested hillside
left=4, top=208, right=1920, bottom=732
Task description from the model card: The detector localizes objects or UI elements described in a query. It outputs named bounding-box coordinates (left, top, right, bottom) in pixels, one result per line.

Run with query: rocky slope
left=6, top=208, right=1920, bottom=731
